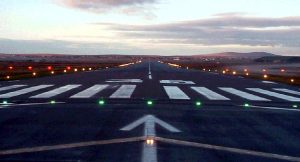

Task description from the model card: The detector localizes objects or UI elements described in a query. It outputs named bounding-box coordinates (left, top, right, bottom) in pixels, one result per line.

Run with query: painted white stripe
left=106, top=79, right=142, bottom=83
left=262, top=81, right=277, bottom=84
left=31, top=85, right=81, bottom=98
left=163, top=86, right=190, bottom=100
left=191, top=87, right=230, bottom=100
left=0, top=85, right=53, bottom=98
left=0, top=85, right=27, bottom=92
left=70, top=85, right=109, bottom=98
left=142, top=142, right=157, bottom=162
left=248, top=105, right=300, bottom=112
left=110, top=85, right=136, bottom=98
left=160, top=80, right=195, bottom=85
left=219, top=87, right=270, bottom=101
left=247, top=88, right=300, bottom=102
left=273, top=88, right=300, bottom=96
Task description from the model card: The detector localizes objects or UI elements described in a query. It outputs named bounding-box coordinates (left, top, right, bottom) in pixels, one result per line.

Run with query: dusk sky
left=1, top=0, right=300, bottom=55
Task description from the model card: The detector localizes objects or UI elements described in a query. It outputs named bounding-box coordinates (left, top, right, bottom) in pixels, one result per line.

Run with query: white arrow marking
left=121, top=115, right=180, bottom=162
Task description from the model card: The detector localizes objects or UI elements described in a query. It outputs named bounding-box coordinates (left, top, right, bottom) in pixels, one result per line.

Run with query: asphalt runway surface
left=0, top=61, right=300, bottom=162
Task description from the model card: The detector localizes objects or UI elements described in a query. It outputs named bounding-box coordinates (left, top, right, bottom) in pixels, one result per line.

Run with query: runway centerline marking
left=110, top=85, right=136, bottom=98
left=191, top=87, right=230, bottom=100
left=247, top=88, right=300, bottom=102
left=148, top=62, right=152, bottom=80
left=30, top=85, right=81, bottom=98
left=219, top=87, right=270, bottom=101
left=70, top=84, right=109, bottom=98
left=0, top=85, right=53, bottom=98
left=163, top=86, right=190, bottom=100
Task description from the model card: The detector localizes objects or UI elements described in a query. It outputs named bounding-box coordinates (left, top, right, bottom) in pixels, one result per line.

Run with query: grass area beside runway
left=164, top=61, right=300, bottom=86
left=0, top=61, right=132, bottom=81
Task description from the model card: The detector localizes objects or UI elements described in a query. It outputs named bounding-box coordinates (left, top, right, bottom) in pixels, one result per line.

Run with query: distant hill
left=192, top=52, right=277, bottom=59
left=255, top=56, right=300, bottom=63
left=0, top=52, right=278, bottom=62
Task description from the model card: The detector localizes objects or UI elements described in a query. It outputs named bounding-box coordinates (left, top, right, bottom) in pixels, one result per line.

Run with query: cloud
left=0, top=38, right=136, bottom=55
left=95, top=14, right=300, bottom=47
left=60, top=0, right=159, bottom=18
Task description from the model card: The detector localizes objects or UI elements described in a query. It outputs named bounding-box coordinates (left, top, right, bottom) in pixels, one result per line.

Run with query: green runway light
left=195, top=101, right=202, bottom=107
left=2, top=100, right=8, bottom=104
left=293, top=105, right=298, bottom=108
left=147, top=100, right=153, bottom=106
left=50, top=100, right=56, bottom=104
left=244, top=103, right=250, bottom=107
left=98, top=100, right=105, bottom=105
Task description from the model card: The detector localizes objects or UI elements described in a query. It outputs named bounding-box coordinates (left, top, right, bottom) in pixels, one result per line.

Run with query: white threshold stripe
left=70, top=85, right=109, bottom=98
left=110, top=85, right=136, bottom=98
left=164, top=86, right=190, bottom=100
left=247, top=88, right=300, bottom=102
left=219, top=87, right=270, bottom=101
left=0, top=85, right=53, bottom=98
left=248, top=105, right=300, bottom=112
left=30, top=85, right=81, bottom=98
left=0, top=85, right=27, bottom=92
left=191, top=87, right=230, bottom=100
left=273, top=88, right=300, bottom=96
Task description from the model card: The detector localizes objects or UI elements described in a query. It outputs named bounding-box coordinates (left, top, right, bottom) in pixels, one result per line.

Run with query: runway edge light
left=147, top=100, right=153, bottom=106
left=244, top=103, right=250, bottom=108
left=195, top=101, right=202, bottom=107
left=99, top=99, right=105, bottom=106
left=2, top=100, right=8, bottom=104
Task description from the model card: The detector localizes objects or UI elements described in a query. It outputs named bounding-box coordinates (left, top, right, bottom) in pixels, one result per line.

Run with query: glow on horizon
left=0, top=0, right=300, bottom=55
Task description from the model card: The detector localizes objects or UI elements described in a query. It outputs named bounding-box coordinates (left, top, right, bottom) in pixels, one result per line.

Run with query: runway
left=0, top=61, right=300, bottom=162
